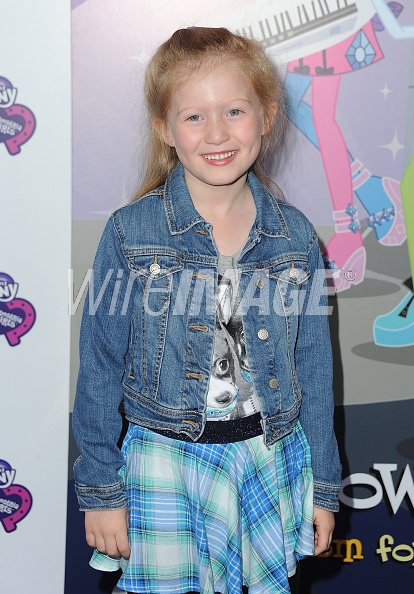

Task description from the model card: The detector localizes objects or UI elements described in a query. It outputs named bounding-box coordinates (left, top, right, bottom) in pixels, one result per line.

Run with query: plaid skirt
left=90, top=421, right=314, bottom=594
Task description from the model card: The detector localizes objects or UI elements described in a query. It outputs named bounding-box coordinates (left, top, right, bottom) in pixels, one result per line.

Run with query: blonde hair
left=134, top=27, right=288, bottom=200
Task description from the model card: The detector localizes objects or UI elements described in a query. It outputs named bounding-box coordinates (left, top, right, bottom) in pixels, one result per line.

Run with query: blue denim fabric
left=72, top=165, right=342, bottom=512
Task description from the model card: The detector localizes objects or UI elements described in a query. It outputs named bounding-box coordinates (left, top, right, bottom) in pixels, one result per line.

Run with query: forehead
left=169, top=61, right=258, bottom=106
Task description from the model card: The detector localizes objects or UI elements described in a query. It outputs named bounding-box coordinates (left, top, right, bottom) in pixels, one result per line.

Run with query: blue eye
left=187, top=115, right=201, bottom=121
left=228, top=109, right=241, bottom=116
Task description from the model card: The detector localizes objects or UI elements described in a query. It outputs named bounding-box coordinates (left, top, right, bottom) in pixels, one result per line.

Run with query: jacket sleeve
left=72, top=213, right=133, bottom=511
left=296, top=232, right=342, bottom=512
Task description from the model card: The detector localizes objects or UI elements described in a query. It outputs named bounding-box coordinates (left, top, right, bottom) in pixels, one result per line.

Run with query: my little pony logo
left=0, top=460, right=33, bottom=533
left=0, top=78, right=17, bottom=108
left=0, top=273, right=19, bottom=303
left=0, top=273, right=36, bottom=346
left=0, top=76, right=36, bottom=155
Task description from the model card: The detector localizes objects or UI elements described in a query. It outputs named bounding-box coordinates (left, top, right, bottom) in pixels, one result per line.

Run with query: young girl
left=72, top=27, right=342, bottom=594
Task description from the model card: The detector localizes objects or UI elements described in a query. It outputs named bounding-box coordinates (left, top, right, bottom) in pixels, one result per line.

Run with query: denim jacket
left=73, top=165, right=342, bottom=512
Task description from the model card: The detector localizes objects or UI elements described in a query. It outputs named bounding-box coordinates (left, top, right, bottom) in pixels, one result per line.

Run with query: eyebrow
left=176, top=98, right=253, bottom=116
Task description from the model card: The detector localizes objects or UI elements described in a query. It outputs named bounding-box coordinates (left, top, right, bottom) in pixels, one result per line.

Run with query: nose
left=205, top=116, right=229, bottom=145
left=215, top=392, right=233, bottom=405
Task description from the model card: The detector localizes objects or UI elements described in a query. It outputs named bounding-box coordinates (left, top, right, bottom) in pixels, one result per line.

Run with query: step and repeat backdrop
left=1, top=1, right=72, bottom=593
left=3, top=1, right=414, bottom=593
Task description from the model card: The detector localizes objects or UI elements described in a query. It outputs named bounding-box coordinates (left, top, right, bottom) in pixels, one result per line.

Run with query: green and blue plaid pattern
left=90, top=422, right=314, bottom=594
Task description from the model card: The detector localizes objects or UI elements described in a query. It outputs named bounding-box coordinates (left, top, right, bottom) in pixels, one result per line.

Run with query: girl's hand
left=85, top=507, right=130, bottom=559
left=313, top=507, right=335, bottom=556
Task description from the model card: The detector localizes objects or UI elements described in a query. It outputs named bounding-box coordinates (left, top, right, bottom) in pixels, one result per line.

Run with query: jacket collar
left=163, top=164, right=290, bottom=239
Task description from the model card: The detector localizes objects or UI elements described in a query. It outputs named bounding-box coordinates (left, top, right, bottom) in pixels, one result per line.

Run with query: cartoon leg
left=352, top=160, right=406, bottom=246
left=374, top=156, right=414, bottom=347
left=286, top=72, right=406, bottom=246
left=312, top=74, right=365, bottom=291
left=285, top=73, right=318, bottom=147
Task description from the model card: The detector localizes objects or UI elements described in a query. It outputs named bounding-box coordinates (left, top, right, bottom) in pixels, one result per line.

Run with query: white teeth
left=204, top=151, right=236, bottom=160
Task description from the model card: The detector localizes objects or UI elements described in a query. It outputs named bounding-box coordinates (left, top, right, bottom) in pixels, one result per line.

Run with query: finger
left=94, top=534, right=108, bottom=554
left=314, top=540, right=327, bottom=555
left=314, top=530, right=332, bottom=555
left=85, top=530, right=96, bottom=549
left=104, top=533, right=123, bottom=558
left=116, top=531, right=131, bottom=559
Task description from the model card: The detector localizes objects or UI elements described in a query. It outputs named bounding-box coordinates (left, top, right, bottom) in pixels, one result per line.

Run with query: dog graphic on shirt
left=206, top=326, right=239, bottom=417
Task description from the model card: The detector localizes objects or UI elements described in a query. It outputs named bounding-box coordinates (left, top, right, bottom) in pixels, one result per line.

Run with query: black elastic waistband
left=149, top=412, right=263, bottom=444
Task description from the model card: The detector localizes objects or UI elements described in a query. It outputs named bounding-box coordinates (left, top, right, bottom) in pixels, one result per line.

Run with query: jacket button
left=269, top=377, right=279, bottom=389
left=150, top=263, right=161, bottom=275
left=290, top=267, right=300, bottom=280
left=257, top=328, right=268, bottom=340
left=256, top=278, right=265, bottom=289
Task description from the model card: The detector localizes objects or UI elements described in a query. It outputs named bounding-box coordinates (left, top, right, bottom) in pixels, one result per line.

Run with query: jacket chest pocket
left=127, top=253, right=184, bottom=316
left=268, top=261, right=310, bottom=317
left=125, top=253, right=184, bottom=397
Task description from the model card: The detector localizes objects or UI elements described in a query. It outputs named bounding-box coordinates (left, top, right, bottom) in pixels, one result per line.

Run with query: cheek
left=173, top=130, right=199, bottom=155
left=249, top=126, right=264, bottom=154
left=243, top=119, right=265, bottom=144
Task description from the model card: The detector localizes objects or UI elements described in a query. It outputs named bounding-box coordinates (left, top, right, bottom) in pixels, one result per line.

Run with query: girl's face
left=157, top=63, right=271, bottom=195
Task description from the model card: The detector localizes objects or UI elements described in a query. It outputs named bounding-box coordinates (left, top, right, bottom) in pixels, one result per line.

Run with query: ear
left=262, top=101, right=278, bottom=136
left=154, top=118, right=175, bottom=147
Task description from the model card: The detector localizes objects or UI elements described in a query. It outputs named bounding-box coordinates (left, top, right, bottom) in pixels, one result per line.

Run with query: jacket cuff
left=313, top=480, right=341, bottom=512
left=75, top=480, right=127, bottom=511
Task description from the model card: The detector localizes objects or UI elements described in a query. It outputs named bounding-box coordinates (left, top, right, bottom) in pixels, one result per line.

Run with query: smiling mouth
left=203, top=151, right=236, bottom=161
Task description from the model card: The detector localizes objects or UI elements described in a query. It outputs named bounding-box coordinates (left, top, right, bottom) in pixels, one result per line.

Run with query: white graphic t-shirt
left=206, top=253, right=261, bottom=422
